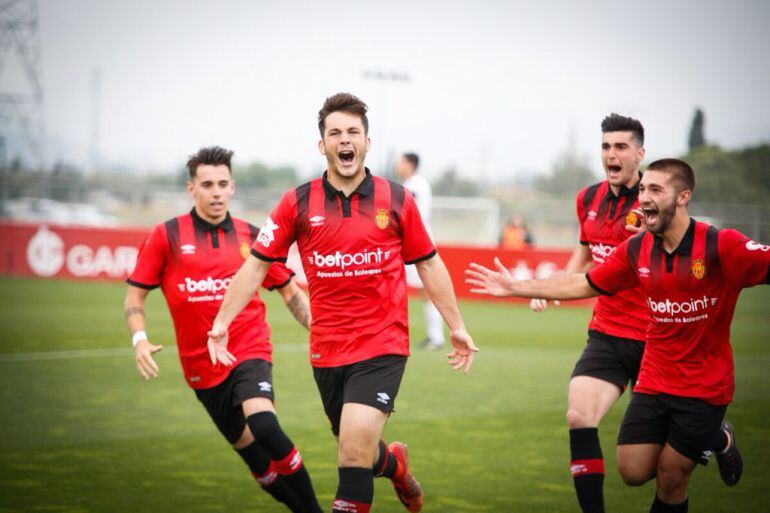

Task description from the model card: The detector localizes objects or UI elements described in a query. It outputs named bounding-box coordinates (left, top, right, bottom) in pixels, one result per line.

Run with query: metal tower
left=0, top=0, right=44, bottom=168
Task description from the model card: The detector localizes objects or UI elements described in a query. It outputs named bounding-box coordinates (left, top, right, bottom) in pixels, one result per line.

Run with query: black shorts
left=571, top=330, right=645, bottom=392
left=313, top=354, right=407, bottom=436
left=617, top=392, right=727, bottom=465
left=194, top=359, right=274, bottom=445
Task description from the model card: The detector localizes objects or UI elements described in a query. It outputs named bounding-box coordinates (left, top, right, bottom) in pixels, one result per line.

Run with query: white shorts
left=405, top=264, right=424, bottom=289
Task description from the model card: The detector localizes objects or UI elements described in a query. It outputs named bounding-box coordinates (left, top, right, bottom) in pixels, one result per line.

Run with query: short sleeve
left=251, top=190, right=297, bottom=262
left=400, top=189, right=436, bottom=264
left=577, top=189, right=588, bottom=245
left=719, top=229, right=770, bottom=288
left=127, top=224, right=167, bottom=289
left=586, top=238, right=638, bottom=295
left=262, top=262, right=295, bottom=291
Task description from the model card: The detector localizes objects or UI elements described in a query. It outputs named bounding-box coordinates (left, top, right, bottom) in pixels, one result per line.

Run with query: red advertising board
left=0, top=221, right=589, bottom=305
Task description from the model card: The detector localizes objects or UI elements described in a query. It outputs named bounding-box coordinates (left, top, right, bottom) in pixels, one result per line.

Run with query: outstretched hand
left=465, top=257, right=516, bottom=297
left=135, top=339, right=163, bottom=380
left=207, top=322, right=236, bottom=366
left=447, top=328, right=479, bottom=374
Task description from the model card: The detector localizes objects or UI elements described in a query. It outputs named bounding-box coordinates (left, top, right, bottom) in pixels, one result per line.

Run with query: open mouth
left=607, top=164, right=622, bottom=175
left=642, top=206, right=658, bottom=223
left=338, top=150, right=355, bottom=165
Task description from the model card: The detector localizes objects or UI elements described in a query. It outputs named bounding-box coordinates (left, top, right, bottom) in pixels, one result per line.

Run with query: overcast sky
left=2, top=0, right=769, bottom=181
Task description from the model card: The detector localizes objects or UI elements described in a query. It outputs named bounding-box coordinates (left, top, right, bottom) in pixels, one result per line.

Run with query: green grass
left=0, top=277, right=768, bottom=512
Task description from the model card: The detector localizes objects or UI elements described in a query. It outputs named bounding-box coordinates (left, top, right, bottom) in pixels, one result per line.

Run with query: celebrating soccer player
left=394, top=152, right=445, bottom=351
left=124, top=147, right=322, bottom=513
left=209, top=93, right=478, bottom=513
left=467, top=158, right=767, bottom=512
left=529, top=113, right=648, bottom=513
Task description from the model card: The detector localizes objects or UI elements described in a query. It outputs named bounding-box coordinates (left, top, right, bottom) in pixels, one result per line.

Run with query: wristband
left=132, top=330, right=148, bottom=347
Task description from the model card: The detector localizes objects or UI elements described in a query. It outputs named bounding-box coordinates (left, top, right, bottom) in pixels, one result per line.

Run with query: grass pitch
left=0, top=277, right=768, bottom=512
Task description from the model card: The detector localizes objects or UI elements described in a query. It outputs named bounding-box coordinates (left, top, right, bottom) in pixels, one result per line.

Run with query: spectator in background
left=394, top=152, right=446, bottom=351
left=499, top=214, right=534, bottom=250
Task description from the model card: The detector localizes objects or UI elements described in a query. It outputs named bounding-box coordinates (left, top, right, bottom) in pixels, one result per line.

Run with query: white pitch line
left=0, top=343, right=309, bottom=363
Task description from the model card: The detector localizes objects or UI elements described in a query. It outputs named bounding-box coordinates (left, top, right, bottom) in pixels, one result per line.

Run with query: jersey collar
left=654, top=218, right=695, bottom=256
left=322, top=168, right=374, bottom=200
left=190, top=207, right=233, bottom=233
left=605, top=172, right=642, bottom=199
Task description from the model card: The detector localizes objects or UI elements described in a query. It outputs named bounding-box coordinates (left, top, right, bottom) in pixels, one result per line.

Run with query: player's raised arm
left=124, top=285, right=163, bottom=380
left=415, top=254, right=479, bottom=374
left=208, top=255, right=271, bottom=365
left=530, top=242, right=594, bottom=312
left=465, top=257, right=599, bottom=300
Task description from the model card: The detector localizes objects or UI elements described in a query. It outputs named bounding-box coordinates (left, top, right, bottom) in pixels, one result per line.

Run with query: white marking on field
left=0, top=343, right=308, bottom=363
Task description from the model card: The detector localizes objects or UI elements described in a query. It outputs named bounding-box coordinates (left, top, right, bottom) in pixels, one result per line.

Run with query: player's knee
left=246, top=411, right=281, bottom=445
left=338, top=439, right=370, bottom=468
left=566, top=407, right=594, bottom=428
left=617, top=461, right=652, bottom=486
left=656, top=463, right=687, bottom=494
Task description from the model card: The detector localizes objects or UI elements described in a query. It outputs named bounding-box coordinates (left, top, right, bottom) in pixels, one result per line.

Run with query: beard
left=647, top=198, right=677, bottom=235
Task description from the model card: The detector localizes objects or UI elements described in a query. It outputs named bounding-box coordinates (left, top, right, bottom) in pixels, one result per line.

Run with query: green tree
left=688, top=108, right=706, bottom=151
left=432, top=167, right=481, bottom=197
left=534, top=148, right=598, bottom=198
left=684, top=143, right=770, bottom=204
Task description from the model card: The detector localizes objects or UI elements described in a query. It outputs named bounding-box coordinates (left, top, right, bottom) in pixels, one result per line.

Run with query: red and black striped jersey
left=576, top=179, right=647, bottom=341
left=587, top=219, right=770, bottom=405
left=128, top=208, right=293, bottom=389
left=251, top=169, right=436, bottom=367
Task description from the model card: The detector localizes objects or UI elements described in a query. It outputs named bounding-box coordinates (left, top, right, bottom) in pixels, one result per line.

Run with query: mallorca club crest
left=240, top=242, right=250, bottom=260
left=691, top=259, right=706, bottom=280
left=375, top=208, right=390, bottom=229
left=626, top=211, right=639, bottom=228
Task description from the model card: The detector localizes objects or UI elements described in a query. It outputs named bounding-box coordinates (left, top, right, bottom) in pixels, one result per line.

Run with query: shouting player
left=467, top=158, right=763, bottom=513
left=208, top=93, right=478, bottom=513
left=531, top=113, right=647, bottom=513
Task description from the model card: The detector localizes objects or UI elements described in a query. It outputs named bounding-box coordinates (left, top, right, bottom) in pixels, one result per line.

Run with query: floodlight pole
left=362, top=70, right=410, bottom=178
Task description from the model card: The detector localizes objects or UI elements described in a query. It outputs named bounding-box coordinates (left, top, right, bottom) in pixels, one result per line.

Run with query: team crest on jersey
left=691, top=259, right=706, bottom=280
left=240, top=242, right=250, bottom=260
left=587, top=210, right=598, bottom=221
left=626, top=211, right=639, bottom=227
left=375, top=209, right=390, bottom=229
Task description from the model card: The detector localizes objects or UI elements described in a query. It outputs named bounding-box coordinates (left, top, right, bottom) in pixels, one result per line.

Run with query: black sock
left=373, top=440, right=398, bottom=478
left=247, top=412, right=322, bottom=513
left=333, top=467, right=373, bottom=513
left=712, top=427, right=729, bottom=453
left=569, top=427, right=605, bottom=513
left=236, top=442, right=303, bottom=513
left=650, top=495, right=689, bottom=512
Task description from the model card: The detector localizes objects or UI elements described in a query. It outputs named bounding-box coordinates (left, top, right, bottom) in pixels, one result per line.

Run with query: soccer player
left=394, top=152, right=445, bottom=350
left=529, top=113, right=648, bottom=513
left=467, top=158, right=765, bottom=513
left=124, top=146, right=322, bottom=513
left=208, top=93, right=478, bottom=513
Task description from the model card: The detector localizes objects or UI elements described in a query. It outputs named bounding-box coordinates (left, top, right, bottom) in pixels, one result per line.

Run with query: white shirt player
left=403, top=174, right=432, bottom=234
left=401, top=171, right=444, bottom=347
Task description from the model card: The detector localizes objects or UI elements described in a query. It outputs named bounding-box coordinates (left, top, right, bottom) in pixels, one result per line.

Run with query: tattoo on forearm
left=287, top=292, right=311, bottom=331
left=124, top=307, right=145, bottom=319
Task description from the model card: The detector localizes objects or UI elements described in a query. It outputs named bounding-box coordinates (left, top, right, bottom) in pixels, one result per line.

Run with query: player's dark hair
left=186, top=146, right=234, bottom=179
left=402, top=153, right=420, bottom=171
left=601, top=113, right=644, bottom=146
left=646, top=158, right=695, bottom=193
left=318, top=93, right=369, bottom=136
